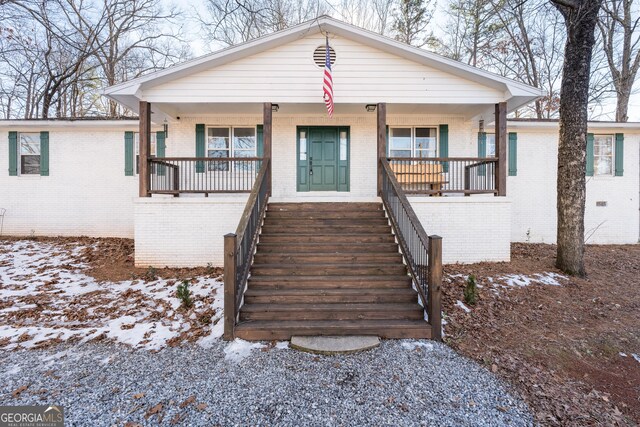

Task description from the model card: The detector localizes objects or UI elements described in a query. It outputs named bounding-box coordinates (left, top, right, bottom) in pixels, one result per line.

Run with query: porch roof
left=104, top=16, right=543, bottom=122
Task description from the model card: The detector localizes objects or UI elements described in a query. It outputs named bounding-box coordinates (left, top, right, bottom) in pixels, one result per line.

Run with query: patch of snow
left=401, top=340, right=434, bottom=351
left=275, top=341, right=289, bottom=350
left=224, top=339, right=266, bottom=363
left=0, top=240, right=225, bottom=351
left=632, top=354, right=640, bottom=364
left=619, top=352, right=627, bottom=357
left=5, top=365, right=21, bottom=375
left=455, top=300, right=471, bottom=313
left=497, top=272, right=567, bottom=288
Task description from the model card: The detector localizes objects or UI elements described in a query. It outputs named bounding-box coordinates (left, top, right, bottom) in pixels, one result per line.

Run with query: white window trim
left=17, top=132, right=41, bottom=176
left=205, top=126, right=258, bottom=158
left=388, top=126, right=439, bottom=158
left=593, top=134, right=615, bottom=177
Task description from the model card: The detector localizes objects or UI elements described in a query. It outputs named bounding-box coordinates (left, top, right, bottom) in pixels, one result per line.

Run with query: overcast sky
left=169, top=0, right=640, bottom=122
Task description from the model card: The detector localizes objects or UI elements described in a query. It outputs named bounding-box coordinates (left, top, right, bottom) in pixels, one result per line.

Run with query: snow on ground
left=455, top=300, right=472, bottom=313
left=448, top=272, right=568, bottom=291
left=0, top=240, right=224, bottom=350
left=224, top=338, right=267, bottom=363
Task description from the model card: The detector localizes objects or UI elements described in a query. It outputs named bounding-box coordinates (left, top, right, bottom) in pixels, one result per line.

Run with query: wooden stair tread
left=244, top=288, right=415, bottom=296
left=234, top=319, right=431, bottom=340
left=242, top=303, right=422, bottom=311
left=249, top=275, right=410, bottom=281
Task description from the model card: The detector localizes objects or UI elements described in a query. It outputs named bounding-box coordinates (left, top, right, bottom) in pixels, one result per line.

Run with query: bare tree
left=552, top=0, right=603, bottom=277
left=598, top=0, right=640, bottom=122
left=392, top=0, right=436, bottom=47
left=437, top=0, right=502, bottom=68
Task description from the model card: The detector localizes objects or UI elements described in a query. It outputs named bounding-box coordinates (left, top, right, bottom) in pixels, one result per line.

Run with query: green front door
left=297, top=126, right=349, bottom=192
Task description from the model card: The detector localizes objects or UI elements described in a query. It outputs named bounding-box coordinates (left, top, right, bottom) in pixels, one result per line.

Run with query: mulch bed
left=443, top=243, right=640, bottom=426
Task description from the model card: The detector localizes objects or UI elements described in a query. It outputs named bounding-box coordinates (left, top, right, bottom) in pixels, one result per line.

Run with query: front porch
left=131, top=100, right=512, bottom=341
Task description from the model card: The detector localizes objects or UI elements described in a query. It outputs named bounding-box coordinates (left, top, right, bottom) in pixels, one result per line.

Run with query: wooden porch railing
left=223, top=159, right=270, bottom=340
left=148, top=157, right=263, bottom=195
left=388, top=157, right=498, bottom=196
left=380, top=159, right=442, bottom=340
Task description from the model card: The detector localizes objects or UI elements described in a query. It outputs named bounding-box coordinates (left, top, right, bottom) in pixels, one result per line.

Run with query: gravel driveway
left=0, top=339, right=533, bottom=426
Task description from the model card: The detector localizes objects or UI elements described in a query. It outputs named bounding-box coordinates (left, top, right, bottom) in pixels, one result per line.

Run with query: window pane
left=208, top=128, right=229, bottom=150
left=21, top=155, right=40, bottom=174
left=390, top=128, right=411, bottom=150
left=233, top=150, right=254, bottom=158
left=390, top=150, right=411, bottom=158
left=20, top=133, right=40, bottom=155
left=340, top=131, right=347, bottom=161
left=486, top=134, right=496, bottom=157
left=415, top=127, right=436, bottom=153
left=595, top=156, right=612, bottom=175
left=134, top=133, right=157, bottom=156
left=207, top=149, right=229, bottom=158
left=233, top=127, right=256, bottom=152
left=300, top=130, right=307, bottom=161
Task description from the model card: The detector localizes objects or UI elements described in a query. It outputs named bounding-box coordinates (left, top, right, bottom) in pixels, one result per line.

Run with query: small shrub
left=144, top=266, right=157, bottom=281
left=177, top=280, right=193, bottom=308
left=464, top=274, right=479, bottom=306
left=206, top=262, right=215, bottom=275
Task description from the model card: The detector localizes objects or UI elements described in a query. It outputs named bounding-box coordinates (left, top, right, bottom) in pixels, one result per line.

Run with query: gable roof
left=104, top=16, right=543, bottom=114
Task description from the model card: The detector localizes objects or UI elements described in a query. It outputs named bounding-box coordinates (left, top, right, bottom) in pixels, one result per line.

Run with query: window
left=19, top=133, right=41, bottom=175
left=134, top=133, right=157, bottom=174
left=486, top=133, right=496, bottom=157
left=594, top=135, right=614, bottom=176
left=207, top=127, right=256, bottom=171
left=389, top=127, right=437, bottom=157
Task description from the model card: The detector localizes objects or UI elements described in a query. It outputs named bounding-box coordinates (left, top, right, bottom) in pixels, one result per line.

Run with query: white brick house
left=1, top=17, right=638, bottom=268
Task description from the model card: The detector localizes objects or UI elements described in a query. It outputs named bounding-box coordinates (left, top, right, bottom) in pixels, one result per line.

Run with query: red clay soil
left=443, top=243, right=640, bottom=427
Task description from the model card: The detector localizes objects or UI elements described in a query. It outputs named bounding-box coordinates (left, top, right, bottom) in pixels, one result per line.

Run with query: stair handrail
left=379, top=158, right=442, bottom=340
left=224, top=158, right=270, bottom=340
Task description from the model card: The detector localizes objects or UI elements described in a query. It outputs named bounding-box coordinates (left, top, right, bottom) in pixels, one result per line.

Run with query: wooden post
left=263, top=102, right=272, bottom=196
left=377, top=102, right=387, bottom=196
left=428, top=235, right=443, bottom=341
left=495, top=102, right=507, bottom=197
left=172, top=166, right=179, bottom=197
left=139, top=101, right=151, bottom=197
left=223, top=233, right=237, bottom=340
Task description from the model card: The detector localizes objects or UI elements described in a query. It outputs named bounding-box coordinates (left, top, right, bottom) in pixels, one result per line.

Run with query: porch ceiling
left=151, top=102, right=502, bottom=122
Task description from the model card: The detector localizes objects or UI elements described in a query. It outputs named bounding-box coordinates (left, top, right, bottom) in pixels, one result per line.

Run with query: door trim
left=296, top=126, right=350, bottom=192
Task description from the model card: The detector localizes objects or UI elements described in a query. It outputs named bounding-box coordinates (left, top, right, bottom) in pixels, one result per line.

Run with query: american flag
left=323, top=35, right=334, bottom=117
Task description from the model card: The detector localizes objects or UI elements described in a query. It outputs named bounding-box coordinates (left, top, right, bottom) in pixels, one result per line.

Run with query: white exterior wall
left=134, top=196, right=248, bottom=267
left=0, top=125, right=141, bottom=238
left=410, top=197, right=512, bottom=264
left=144, top=33, right=504, bottom=105
left=508, top=126, right=640, bottom=244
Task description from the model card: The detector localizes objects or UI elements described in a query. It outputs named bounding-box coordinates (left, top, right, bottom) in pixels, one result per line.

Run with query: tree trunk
left=554, top=0, right=602, bottom=277
left=615, top=87, right=630, bottom=122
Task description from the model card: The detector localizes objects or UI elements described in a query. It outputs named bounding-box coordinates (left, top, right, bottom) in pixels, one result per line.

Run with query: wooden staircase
left=234, top=202, right=432, bottom=340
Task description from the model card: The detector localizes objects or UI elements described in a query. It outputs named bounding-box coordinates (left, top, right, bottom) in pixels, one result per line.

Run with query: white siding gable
left=143, top=34, right=505, bottom=105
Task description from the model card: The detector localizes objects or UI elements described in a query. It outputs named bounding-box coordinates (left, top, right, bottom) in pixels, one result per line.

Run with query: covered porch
left=134, top=101, right=510, bottom=199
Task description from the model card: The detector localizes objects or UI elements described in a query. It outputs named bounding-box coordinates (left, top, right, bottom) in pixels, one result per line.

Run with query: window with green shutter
left=477, top=132, right=486, bottom=176
left=439, top=124, right=449, bottom=172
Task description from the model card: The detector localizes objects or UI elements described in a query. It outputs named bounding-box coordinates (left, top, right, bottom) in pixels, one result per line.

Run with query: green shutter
left=477, top=132, right=486, bottom=176
left=195, top=124, right=205, bottom=173
left=8, top=131, right=17, bottom=176
left=439, top=124, right=449, bottom=172
left=39, top=131, right=49, bottom=176
left=124, top=131, right=134, bottom=176
left=257, top=125, right=264, bottom=157
left=156, top=130, right=166, bottom=176
left=614, top=133, right=624, bottom=176
left=508, top=132, right=517, bottom=176
left=586, top=133, right=594, bottom=176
